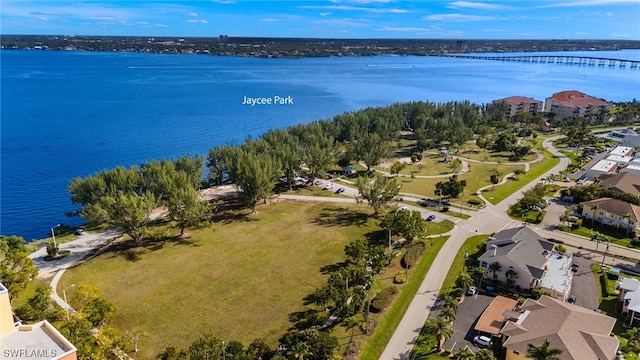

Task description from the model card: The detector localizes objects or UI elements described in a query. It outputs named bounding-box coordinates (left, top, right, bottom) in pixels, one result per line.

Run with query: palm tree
left=344, top=315, right=361, bottom=343
left=454, top=346, right=475, bottom=360
left=590, top=204, right=600, bottom=226
left=505, top=269, right=519, bottom=288
left=456, top=272, right=475, bottom=294
left=425, top=317, right=454, bottom=352
left=526, top=339, right=563, bottom=360
left=475, top=348, right=496, bottom=360
left=440, top=306, right=457, bottom=322
left=623, top=213, right=633, bottom=237
left=442, top=294, right=459, bottom=314
left=489, top=262, right=502, bottom=280
left=625, top=327, right=640, bottom=358
left=591, top=232, right=603, bottom=253
left=470, top=266, right=488, bottom=287
left=291, top=342, right=312, bottom=360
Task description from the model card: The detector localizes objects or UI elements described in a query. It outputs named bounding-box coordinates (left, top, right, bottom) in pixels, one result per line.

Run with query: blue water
left=2, top=49, right=639, bottom=240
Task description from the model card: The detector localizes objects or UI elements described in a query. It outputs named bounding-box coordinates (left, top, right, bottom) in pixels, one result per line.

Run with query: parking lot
left=431, top=291, right=495, bottom=352
left=568, top=255, right=600, bottom=311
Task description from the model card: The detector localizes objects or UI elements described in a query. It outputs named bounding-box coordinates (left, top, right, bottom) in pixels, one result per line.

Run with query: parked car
left=426, top=215, right=436, bottom=221
left=571, top=262, right=580, bottom=272
left=568, top=295, right=576, bottom=304
left=314, top=179, right=323, bottom=185
left=335, top=187, right=345, bottom=194
left=74, top=229, right=86, bottom=236
left=322, top=183, right=333, bottom=190
left=400, top=206, right=409, bottom=211
left=473, top=335, right=492, bottom=348
left=467, top=286, right=477, bottom=296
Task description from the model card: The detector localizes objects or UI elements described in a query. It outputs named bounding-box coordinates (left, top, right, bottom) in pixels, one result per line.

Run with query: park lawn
left=59, top=201, right=380, bottom=359
left=398, top=163, right=522, bottom=199
left=452, top=143, right=539, bottom=163
left=25, top=232, right=82, bottom=253
left=483, top=149, right=559, bottom=205
left=425, top=220, right=455, bottom=235
left=358, top=236, right=449, bottom=360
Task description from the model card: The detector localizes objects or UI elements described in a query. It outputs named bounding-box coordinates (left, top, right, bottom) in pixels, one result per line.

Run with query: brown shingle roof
left=598, top=172, right=640, bottom=196
left=581, top=197, right=640, bottom=221
left=493, top=96, right=542, bottom=105
left=500, top=296, right=619, bottom=360
left=474, top=296, right=519, bottom=335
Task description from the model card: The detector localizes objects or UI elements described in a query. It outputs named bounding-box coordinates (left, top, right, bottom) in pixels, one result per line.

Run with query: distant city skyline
left=1, top=0, right=639, bottom=40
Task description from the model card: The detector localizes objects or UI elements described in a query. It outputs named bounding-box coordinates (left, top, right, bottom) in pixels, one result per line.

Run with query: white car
left=400, top=206, right=409, bottom=210
left=473, top=335, right=492, bottom=348
left=467, top=286, right=477, bottom=295
left=322, top=183, right=333, bottom=190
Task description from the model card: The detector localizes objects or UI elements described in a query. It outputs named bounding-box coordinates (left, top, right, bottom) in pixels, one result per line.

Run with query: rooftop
left=589, top=159, right=618, bottom=173
left=605, top=154, right=635, bottom=163
left=620, top=278, right=640, bottom=314
left=493, top=96, right=542, bottom=105
left=598, top=172, right=640, bottom=196
left=539, top=253, right=572, bottom=296
left=548, top=90, right=610, bottom=108
left=581, top=197, right=640, bottom=221
left=1, top=321, right=77, bottom=360
left=474, top=295, right=519, bottom=336
left=610, top=146, right=634, bottom=157
left=501, top=296, right=619, bottom=360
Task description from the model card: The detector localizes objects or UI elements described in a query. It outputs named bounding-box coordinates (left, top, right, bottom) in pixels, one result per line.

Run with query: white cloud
left=536, top=0, right=638, bottom=8
left=446, top=1, right=512, bottom=10
left=211, top=0, right=237, bottom=4
left=319, top=12, right=332, bottom=16
left=154, top=24, right=168, bottom=27
left=261, top=18, right=278, bottom=22
left=425, top=13, right=498, bottom=21
left=299, top=5, right=408, bottom=13
left=187, top=19, right=208, bottom=23
left=188, top=12, right=198, bottom=17
left=611, top=32, right=632, bottom=37
left=574, top=32, right=591, bottom=35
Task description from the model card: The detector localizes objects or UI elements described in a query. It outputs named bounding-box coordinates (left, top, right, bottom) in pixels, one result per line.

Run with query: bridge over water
left=430, top=54, right=640, bottom=69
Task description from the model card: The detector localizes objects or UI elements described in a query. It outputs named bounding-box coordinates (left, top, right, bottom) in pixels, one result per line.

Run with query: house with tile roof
left=581, top=197, right=640, bottom=233
left=493, top=96, right=543, bottom=118
left=598, top=172, right=640, bottom=196
left=544, top=90, right=611, bottom=119
left=618, top=277, right=640, bottom=327
left=477, top=226, right=573, bottom=300
left=0, top=282, right=77, bottom=360
left=500, top=295, right=620, bottom=360
left=474, top=295, right=519, bottom=337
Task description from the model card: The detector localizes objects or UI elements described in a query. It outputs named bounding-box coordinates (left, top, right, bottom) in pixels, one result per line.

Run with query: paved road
left=380, top=136, right=571, bottom=359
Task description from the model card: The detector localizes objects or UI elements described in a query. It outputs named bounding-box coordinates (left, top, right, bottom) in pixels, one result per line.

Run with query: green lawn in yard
left=483, top=149, right=559, bottom=205
left=59, top=201, right=380, bottom=359
left=425, top=220, right=455, bottom=235
left=557, top=224, right=636, bottom=248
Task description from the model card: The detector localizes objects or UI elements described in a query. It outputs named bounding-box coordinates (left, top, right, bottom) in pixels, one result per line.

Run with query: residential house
left=608, top=128, right=640, bottom=148
left=618, top=277, right=640, bottom=326
left=598, top=172, right=640, bottom=196
left=478, top=226, right=573, bottom=300
left=0, top=282, right=77, bottom=360
left=493, top=96, right=543, bottom=118
left=544, top=90, right=611, bottom=120
left=609, top=146, right=634, bottom=157
left=581, top=197, right=640, bottom=233
left=584, top=159, right=618, bottom=179
left=474, top=295, right=519, bottom=338
left=500, top=295, right=620, bottom=360
left=621, top=160, right=640, bottom=178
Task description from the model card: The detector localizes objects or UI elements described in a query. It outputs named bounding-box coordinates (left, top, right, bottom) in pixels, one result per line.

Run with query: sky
left=1, top=0, right=639, bottom=40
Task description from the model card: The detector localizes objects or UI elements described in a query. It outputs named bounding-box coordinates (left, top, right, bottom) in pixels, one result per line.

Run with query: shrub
left=394, top=272, right=407, bottom=284
left=402, top=243, right=426, bottom=269
left=371, top=286, right=398, bottom=312
left=468, top=199, right=482, bottom=205
left=441, top=206, right=449, bottom=212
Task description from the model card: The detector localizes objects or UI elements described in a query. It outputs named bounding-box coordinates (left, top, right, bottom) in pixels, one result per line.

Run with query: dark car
left=571, top=262, right=579, bottom=272
left=426, top=215, right=436, bottom=221
left=568, top=295, right=576, bottom=304
left=335, top=187, right=345, bottom=194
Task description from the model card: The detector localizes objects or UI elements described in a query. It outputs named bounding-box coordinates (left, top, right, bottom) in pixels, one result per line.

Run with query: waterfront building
left=544, top=90, right=611, bottom=119
left=492, top=96, right=543, bottom=118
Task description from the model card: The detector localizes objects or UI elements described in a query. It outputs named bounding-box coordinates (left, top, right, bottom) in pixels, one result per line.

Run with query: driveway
left=568, top=254, right=600, bottom=311
left=436, top=292, right=495, bottom=352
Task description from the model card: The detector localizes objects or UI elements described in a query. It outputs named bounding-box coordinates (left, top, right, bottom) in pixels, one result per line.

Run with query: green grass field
left=59, top=201, right=382, bottom=359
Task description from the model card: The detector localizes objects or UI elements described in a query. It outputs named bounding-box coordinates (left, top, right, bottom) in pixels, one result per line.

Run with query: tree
left=124, top=326, right=149, bottom=354
left=344, top=315, right=361, bottom=343
left=440, top=306, right=457, bottom=322
left=100, top=191, right=157, bottom=247
left=380, top=209, right=427, bottom=244
left=356, top=173, right=400, bottom=216
left=590, top=204, right=601, bottom=226
left=456, top=272, right=474, bottom=294
left=624, top=327, right=640, bottom=359
left=156, top=347, right=188, bottom=360
left=344, top=239, right=368, bottom=265
left=475, top=348, right=496, bottom=360
left=82, top=297, right=116, bottom=327
left=188, top=333, right=224, bottom=360
left=291, top=342, right=312, bottom=360
left=390, top=161, right=407, bottom=176
left=454, top=346, right=476, bottom=360
left=470, top=266, right=487, bottom=287
left=353, top=132, right=388, bottom=172
left=505, top=269, right=518, bottom=288
left=0, top=235, right=38, bottom=300
left=235, top=150, right=281, bottom=213
left=207, top=145, right=239, bottom=185
left=246, top=339, right=272, bottom=360
left=15, top=285, right=65, bottom=322
left=526, top=339, right=563, bottom=360
left=263, top=129, right=303, bottom=191
left=435, top=175, right=467, bottom=199
left=511, top=145, right=531, bottom=160
left=166, top=174, right=209, bottom=239
left=489, top=262, right=502, bottom=280
left=449, top=158, right=462, bottom=174
left=425, top=317, right=454, bottom=352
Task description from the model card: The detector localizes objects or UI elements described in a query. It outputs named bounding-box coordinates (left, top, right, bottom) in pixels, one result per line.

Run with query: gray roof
left=479, top=226, right=553, bottom=280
